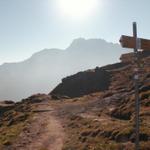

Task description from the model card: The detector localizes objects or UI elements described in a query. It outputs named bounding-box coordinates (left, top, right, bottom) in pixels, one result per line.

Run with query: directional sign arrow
left=120, top=35, right=150, bottom=50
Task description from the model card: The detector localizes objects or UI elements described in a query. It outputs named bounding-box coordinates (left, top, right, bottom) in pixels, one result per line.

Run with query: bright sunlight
left=56, top=0, right=99, bottom=20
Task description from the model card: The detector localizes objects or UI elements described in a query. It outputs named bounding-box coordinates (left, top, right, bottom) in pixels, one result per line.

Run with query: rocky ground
left=0, top=51, right=150, bottom=150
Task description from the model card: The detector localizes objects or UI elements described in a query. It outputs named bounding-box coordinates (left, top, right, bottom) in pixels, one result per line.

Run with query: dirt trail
left=8, top=100, right=65, bottom=150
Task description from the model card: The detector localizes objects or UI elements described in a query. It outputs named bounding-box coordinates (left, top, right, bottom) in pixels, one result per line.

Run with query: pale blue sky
left=0, top=0, right=150, bottom=64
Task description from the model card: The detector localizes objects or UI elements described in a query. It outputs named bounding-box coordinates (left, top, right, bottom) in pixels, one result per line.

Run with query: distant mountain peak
left=67, top=38, right=116, bottom=51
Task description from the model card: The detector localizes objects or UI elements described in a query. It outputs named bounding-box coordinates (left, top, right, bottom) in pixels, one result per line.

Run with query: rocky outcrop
left=0, top=101, right=15, bottom=117
left=50, top=68, right=111, bottom=98
left=50, top=51, right=150, bottom=99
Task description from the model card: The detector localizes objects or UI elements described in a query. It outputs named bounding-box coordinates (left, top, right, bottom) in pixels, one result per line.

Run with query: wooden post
left=119, top=22, right=150, bottom=149
left=133, top=22, right=140, bottom=150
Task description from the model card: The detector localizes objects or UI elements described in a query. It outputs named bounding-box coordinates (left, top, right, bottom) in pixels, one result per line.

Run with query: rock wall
left=50, top=51, right=150, bottom=99
left=50, top=68, right=111, bottom=98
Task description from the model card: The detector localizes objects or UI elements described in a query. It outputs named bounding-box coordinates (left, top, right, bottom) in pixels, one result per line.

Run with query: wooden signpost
left=120, top=22, right=150, bottom=150
left=120, top=35, right=150, bottom=50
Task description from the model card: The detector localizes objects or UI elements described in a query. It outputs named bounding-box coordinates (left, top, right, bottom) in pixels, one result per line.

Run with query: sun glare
left=56, top=0, right=99, bottom=20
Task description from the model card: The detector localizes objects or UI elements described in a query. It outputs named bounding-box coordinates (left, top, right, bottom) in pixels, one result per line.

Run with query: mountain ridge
left=0, top=38, right=131, bottom=101
left=0, top=38, right=121, bottom=67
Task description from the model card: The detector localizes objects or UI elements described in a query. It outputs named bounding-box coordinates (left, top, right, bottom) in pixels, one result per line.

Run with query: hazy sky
left=0, top=0, right=150, bottom=64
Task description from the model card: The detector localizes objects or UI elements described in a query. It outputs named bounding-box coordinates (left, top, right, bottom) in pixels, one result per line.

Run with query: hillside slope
left=49, top=51, right=150, bottom=150
left=0, top=51, right=149, bottom=150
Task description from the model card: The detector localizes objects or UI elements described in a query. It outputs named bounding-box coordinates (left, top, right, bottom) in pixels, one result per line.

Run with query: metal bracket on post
left=137, top=38, right=141, bottom=50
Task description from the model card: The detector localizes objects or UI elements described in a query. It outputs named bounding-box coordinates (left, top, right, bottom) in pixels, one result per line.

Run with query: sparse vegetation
left=0, top=52, right=149, bottom=150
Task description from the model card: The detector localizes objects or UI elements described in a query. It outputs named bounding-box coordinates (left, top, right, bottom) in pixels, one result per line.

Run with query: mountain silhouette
left=0, top=38, right=131, bottom=101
